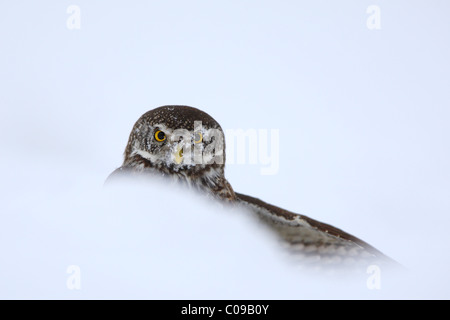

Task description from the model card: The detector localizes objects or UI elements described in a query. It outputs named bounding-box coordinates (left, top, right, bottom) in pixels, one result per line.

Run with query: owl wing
left=235, top=192, right=397, bottom=270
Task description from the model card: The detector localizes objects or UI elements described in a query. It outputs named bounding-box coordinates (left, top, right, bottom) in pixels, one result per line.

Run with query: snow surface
left=1, top=1, right=450, bottom=299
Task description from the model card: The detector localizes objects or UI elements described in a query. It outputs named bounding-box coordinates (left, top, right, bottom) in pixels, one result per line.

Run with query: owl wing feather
left=235, top=192, right=397, bottom=270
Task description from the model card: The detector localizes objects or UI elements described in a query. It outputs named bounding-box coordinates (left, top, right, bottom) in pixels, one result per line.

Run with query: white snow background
left=1, top=1, right=449, bottom=299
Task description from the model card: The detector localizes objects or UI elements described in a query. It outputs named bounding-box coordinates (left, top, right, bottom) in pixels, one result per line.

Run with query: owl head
left=119, top=106, right=234, bottom=199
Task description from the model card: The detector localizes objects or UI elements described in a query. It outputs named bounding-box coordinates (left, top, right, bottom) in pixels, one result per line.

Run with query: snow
left=0, top=153, right=448, bottom=299
left=1, top=1, right=450, bottom=299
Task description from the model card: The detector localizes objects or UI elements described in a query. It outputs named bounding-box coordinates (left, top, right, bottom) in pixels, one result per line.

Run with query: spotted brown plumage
left=107, top=105, right=397, bottom=270
left=108, top=105, right=236, bottom=201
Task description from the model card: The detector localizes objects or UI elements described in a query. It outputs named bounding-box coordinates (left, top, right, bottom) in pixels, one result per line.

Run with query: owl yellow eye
left=154, top=130, right=166, bottom=142
left=194, top=132, right=203, bottom=144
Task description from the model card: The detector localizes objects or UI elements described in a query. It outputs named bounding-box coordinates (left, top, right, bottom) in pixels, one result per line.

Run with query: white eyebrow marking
left=152, top=123, right=173, bottom=135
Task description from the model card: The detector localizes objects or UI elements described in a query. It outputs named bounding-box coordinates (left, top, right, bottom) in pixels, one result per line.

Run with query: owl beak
left=173, top=145, right=184, bottom=164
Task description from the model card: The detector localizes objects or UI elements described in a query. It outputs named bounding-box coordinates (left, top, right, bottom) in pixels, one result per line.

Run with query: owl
left=107, top=105, right=397, bottom=270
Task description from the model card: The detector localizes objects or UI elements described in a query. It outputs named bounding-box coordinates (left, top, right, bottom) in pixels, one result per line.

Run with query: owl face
left=123, top=106, right=226, bottom=176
